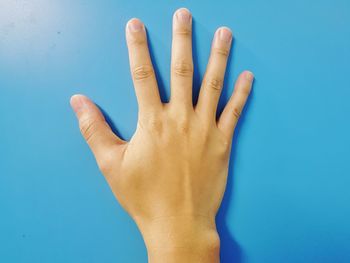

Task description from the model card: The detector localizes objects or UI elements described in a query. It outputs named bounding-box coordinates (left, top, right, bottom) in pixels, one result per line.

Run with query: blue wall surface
left=1, top=0, right=349, bottom=262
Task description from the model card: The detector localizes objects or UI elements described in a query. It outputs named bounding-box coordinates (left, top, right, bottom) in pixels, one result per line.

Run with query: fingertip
left=215, top=26, right=233, bottom=43
left=70, top=93, right=82, bottom=103
left=243, top=70, right=254, bottom=82
left=216, top=26, right=233, bottom=36
left=176, top=7, right=191, bottom=13
left=70, top=94, right=89, bottom=114
left=126, top=18, right=145, bottom=33
left=174, top=7, right=192, bottom=22
left=236, top=71, right=254, bottom=94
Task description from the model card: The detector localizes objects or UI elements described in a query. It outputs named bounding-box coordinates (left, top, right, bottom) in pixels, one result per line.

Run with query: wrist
left=135, top=214, right=220, bottom=263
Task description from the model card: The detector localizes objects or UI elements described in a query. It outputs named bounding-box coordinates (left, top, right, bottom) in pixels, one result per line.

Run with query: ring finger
left=196, top=27, right=232, bottom=122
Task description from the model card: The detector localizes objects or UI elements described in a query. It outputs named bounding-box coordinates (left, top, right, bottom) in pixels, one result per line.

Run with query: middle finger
left=170, top=8, right=194, bottom=110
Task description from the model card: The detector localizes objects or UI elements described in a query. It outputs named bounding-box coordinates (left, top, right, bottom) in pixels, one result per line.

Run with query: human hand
left=70, top=8, right=253, bottom=263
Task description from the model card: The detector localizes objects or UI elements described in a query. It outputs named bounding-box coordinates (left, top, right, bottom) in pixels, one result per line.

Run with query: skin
left=70, top=8, right=253, bottom=263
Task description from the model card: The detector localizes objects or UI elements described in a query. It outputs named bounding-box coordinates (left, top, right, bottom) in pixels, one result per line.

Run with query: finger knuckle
left=232, top=107, right=241, bottom=120
left=128, top=37, right=147, bottom=47
left=139, top=114, right=163, bottom=134
left=218, top=139, right=231, bottom=158
left=149, top=118, right=163, bottom=133
left=213, top=47, right=229, bottom=57
left=205, top=77, right=223, bottom=91
left=175, top=28, right=192, bottom=36
left=172, top=61, right=194, bottom=77
left=132, top=64, right=154, bottom=81
left=177, top=116, right=191, bottom=134
left=79, top=118, right=103, bottom=143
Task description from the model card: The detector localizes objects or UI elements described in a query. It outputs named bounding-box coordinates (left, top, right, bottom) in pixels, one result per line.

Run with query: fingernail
left=128, top=19, right=143, bottom=32
left=245, top=71, right=254, bottom=82
left=70, top=95, right=87, bottom=115
left=218, top=27, right=232, bottom=43
left=176, top=8, right=191, bottom=24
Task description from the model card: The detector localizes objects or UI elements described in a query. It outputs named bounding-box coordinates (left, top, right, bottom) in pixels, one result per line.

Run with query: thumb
left=70, top=94, right=125, bottom=162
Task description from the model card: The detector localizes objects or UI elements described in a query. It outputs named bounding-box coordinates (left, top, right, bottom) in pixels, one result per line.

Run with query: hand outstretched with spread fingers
left=70, top=8, right=253, bottom=263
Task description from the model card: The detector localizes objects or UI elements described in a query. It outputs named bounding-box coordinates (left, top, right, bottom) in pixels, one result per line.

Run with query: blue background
left=1, top=0, right=349, bottom=262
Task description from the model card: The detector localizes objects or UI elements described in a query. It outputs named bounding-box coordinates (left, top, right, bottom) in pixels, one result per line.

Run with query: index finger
left=126, top=18, right=162, bottom=114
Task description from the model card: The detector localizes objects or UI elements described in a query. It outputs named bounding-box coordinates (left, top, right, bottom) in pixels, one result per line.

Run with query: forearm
left=137, top=215, right=221, bottom=263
